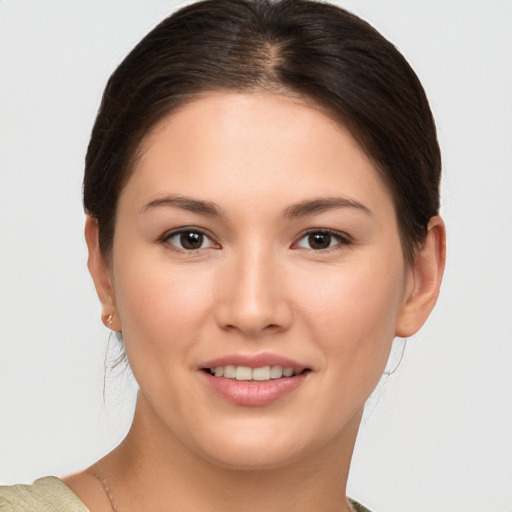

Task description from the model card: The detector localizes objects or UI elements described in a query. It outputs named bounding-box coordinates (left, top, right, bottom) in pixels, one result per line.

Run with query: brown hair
left=83, top=0, right=440, bottom=262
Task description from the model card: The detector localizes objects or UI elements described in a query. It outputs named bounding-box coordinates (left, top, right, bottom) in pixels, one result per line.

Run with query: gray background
left=1, top=1, right=511, bottom=511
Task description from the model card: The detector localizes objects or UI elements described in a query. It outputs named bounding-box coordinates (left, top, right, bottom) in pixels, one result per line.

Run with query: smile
left=204, top=365, right=305, bottom=381
left=200, top=357, right=311, bottom=406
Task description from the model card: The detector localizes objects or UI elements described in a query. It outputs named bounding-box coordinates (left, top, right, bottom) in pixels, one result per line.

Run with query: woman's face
left=102, top=92, right=416, bottom=469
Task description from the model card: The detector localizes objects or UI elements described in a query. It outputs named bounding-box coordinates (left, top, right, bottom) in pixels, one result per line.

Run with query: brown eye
left=180, top=231, right=204, bottom=250
left=165, top=229, right=216, bottom=251
left=295, top=230, right=349, bottom=251
left=308, top=233, right=332, bottom=250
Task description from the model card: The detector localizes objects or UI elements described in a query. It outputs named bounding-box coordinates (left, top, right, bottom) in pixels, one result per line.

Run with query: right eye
left=163, top=229, right=218, bottom=251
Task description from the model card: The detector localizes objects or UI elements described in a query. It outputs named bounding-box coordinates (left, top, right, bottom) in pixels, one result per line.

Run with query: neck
left=92, top=392, right=362, bottom=512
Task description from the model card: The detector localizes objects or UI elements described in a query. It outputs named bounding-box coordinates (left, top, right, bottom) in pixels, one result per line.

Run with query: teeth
left=235, top=366, right=252, bottom=381
left=224, top=365, right=236, bottom=378
left=210, top=365, right=299, bottom=381
left=282, top=367, right=294, bottom=377
left=252, top=366, right=271, bottom=381
left=270, top=365, right=283, bottom=379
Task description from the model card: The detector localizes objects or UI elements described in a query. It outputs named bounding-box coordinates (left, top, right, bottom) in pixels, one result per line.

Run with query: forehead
left=121, top=91, right=394, bottom=218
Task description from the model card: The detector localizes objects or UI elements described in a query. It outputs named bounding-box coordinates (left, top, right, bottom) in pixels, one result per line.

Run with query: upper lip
left=200, top=352, right=309, bottom=372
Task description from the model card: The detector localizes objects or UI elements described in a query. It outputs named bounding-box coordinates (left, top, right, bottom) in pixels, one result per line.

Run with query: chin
left=201, top=442, right=303, bottom=471
left=188, top=418, right=326, bottom=471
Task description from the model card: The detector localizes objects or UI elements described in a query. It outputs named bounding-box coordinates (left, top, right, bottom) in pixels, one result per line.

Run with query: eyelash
left=159, top=227, right=352, bottom=253
left=159, top=227, right=219, bottom=252
left=293, top=229, right=352, bottom=252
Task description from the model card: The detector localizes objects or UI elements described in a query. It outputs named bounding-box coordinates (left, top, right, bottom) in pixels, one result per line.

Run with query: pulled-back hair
left=83, top=0, right=440, bottom=262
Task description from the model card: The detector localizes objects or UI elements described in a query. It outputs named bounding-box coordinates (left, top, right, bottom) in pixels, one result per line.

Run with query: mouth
left=202, top=365, right=311, bottom=381
left=199, top=354, right=312, bottom=406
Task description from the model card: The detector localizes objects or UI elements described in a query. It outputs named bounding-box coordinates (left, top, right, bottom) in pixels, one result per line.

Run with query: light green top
left=0, top=476, right=372, bottom=511
left=0, top=477, right=89, bottom=512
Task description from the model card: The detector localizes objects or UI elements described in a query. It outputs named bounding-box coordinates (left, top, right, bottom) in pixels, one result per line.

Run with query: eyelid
left=292, top=228, right=352, bottom=250
left=159, top=226, right=220, bottom=251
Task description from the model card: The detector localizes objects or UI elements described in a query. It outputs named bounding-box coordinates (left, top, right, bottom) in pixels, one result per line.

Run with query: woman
left=0, top=0, right=445, bottom=510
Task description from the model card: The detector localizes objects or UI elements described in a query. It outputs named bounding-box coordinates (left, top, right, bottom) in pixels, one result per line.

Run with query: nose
left=214, top=247, right=292, bottom=337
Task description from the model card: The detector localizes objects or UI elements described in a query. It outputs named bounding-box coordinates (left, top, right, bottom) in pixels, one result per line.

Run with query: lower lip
left=201, top=371, right=309, bottom=407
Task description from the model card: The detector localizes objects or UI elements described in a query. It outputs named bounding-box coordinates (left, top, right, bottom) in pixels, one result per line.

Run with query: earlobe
left=395, top=215, right=446, bottom=337
left=84, top=216, right=121, bottom=332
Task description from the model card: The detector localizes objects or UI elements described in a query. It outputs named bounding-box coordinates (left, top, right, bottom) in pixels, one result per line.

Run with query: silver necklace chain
left=94, top=473, right=357, bottom=512
left=95, top=474, right=118, bottom=512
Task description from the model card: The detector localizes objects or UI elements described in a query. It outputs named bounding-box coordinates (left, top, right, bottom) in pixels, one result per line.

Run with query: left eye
left=165, top=230, right=217, bottom=251
left=295, top=231, right=348, bottom=250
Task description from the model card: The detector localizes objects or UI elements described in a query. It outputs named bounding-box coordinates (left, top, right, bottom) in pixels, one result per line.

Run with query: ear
left=395, top=215, right=446, bottom=337
left=84, top=215, right=121, bottom=331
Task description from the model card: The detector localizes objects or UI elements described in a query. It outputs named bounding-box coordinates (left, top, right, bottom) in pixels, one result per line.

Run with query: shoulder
left=0, top=476, right=89, bottom=512
left=349, top=497, right=374, bottom=512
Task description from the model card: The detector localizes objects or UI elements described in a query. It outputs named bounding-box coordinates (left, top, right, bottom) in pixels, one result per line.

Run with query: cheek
left=297, top=257, right=405, bottom=379
left=112, top=254, right=215, bottom=366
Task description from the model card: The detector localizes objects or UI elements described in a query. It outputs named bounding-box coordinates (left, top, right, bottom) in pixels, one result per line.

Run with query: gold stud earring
left=107, top=313, right=113, bottom=326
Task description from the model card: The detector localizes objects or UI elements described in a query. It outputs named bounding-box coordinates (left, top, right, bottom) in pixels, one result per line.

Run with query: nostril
left=214, top=283, right=293, bottom=336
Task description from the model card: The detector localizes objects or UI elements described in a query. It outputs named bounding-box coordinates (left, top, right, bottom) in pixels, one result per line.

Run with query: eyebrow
left=284, top=197, right=372, bottom=218
left=140, top=194, right=371, bottom=218
left=140, top=195, right=222, bottom=216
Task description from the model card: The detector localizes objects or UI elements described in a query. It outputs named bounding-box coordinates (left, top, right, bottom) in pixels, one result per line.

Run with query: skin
left=67, top=91, right=445, bottom=512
